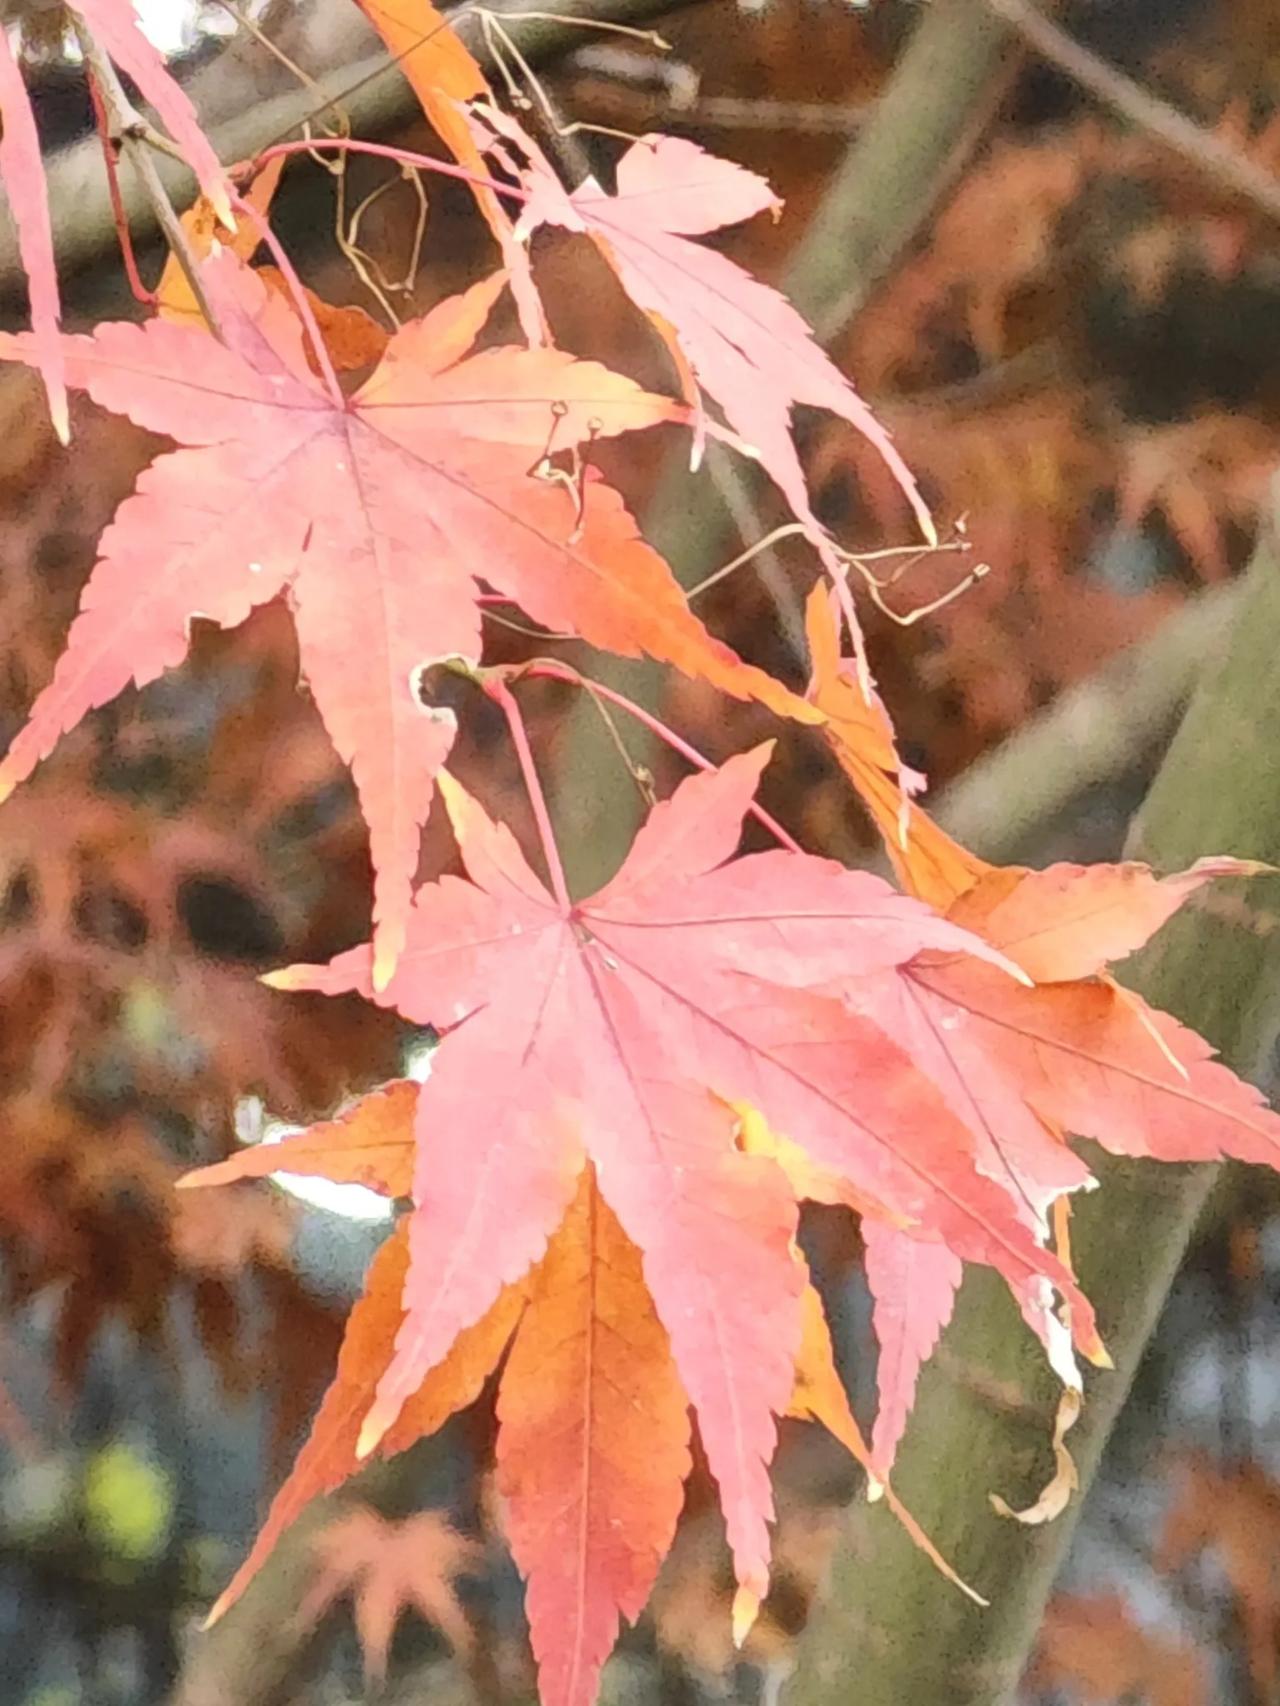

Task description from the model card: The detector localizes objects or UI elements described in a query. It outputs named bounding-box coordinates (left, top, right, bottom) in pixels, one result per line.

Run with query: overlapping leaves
left=9, top=11, right=1280, bottom=1706
left=186, top=718, right=1280, bottom=1705
left=0, top=252, right=817, bottom=985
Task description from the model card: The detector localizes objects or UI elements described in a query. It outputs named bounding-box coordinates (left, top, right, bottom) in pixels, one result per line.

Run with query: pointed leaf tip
left=731, top=1584, right=762, bottom=1649
left=355, top=1408, right=389, bottom=1461
left=372, top=943, right=398, bottom=995
left=50, top=392, right=70, bottom=446
left=201, top=1596, right=228, bottom=1632
left=1087, top=1335, right=1114, bottom=1371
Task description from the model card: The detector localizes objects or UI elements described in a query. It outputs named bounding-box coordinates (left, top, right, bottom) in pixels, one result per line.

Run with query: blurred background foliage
left=5, top=0, right=1280, bottom=1700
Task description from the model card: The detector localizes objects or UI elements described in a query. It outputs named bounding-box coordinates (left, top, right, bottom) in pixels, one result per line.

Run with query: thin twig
left=583, top=686, right=658, bottom=809
left=487, top=676, right=573, bottom=907
left=685, top=523, right=811, bottom=602
left=72, top=19, right=222, bottom=333
left=234, top=193, right=343, bottom=404
left=253, top=136, right=524, bottom=201
left=986, top=0, right=1280, bottom=227
left=519, top=658, right=803, bottom=853
left=85, top=67, right=155, bottom=306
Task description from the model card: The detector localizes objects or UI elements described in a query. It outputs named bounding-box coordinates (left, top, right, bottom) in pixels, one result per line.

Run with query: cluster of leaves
left=589, top=0, right=1280, bottom=782
left=6, top=4, right=1280, bottom=1705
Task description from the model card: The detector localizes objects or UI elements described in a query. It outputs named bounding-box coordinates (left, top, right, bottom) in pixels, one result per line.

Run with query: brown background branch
left=0, top=0, right=691, bottom=302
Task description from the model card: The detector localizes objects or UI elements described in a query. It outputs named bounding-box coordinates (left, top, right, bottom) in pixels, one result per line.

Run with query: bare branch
left=987, top=0, right=1280, bottom=228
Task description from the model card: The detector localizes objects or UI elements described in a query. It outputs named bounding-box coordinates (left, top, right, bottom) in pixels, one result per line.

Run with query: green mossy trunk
left=785, top=495, right=1280, bottom=1706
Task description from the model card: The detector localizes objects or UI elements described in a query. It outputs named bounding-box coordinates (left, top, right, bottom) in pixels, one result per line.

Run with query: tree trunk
left=785, top=489, right=1280, bottom=1706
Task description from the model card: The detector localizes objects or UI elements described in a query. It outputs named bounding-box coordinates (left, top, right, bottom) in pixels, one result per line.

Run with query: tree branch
left=785, top=489, right=1280, bottom=1706
left=931, top=579, right=1242, bottom=865
left=0, top=0, right=689, bottom=302
left=986, top=0, right=1280, bottom=228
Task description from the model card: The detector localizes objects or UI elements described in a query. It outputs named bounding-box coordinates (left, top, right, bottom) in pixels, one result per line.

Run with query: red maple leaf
left=809, top=598, right=1280, bottom=1470
left=860, top=1218, right=963, bottom=1475
left=0, top=253, right=814, bottom=986
left=0, top=0, right=232, bottom=439
left=474, top=113, right=933, bottom=599
left=262, top=745, right=1094, bottom=1621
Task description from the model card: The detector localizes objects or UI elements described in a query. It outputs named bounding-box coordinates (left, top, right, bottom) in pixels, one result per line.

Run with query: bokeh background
left=3, top=0, right=1280, bottom=1700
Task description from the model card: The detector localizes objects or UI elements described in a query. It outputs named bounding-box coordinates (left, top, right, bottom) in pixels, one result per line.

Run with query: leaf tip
left=731, top=1584, right=762, bottom=1649
left=355, top=1408, right=389, bottom=1461
left=49, top=389, right=70, bottom=447
left=202, top=1589, right=232, bottom=1631
left=371, top=942, right=398, bottom=994
left=211, top=186, right=237, bottom=234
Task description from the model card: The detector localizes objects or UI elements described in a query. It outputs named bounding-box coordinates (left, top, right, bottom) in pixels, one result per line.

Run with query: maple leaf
left=179, top=1080, right=419, bottom=1200
left=298, top=1505, right=482, bottom=1682
left=352, top=0, right=542, bottom=337
left=809, top=595, right=1280, bottom=1465
left=196, top=1211, right=528, bottom=1627
left=474, top=110, right=933, bottom=592
left=1029, top=1591, right=1207, bottom=1706
left=0, top=0, right=233, bottom=438
left=946, top=855, right=1268, bottom=984
left=859, top=1218, right=962, bottom=1477
left=0, top=252, right=813, bottom=987
left=267, top=745, right=1095, bottom=1616
left=496, top=1165, right=691, bottom=1706
left=842, top=857, right=1280, bottom=1461
left=1158, top=1453, right=1280, bottom=1704
left=0, top=29, right=65, bottom=442
left=907, top=957, right=1280, bottom=1174
left=784, top=1273, right=982, bottom=1605
left=186, top=1087, right=973, bottom=1701
left=805, top=587, right=987, bottom=908
left=827, top=789, right=1277, bottom=1460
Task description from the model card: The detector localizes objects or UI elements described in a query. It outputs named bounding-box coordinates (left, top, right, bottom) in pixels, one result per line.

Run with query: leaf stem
left=251, top=137, right=528, bottom=204
left=85, top=68, right=156, bottom=308
left=74, top=20, right=221, bottom=334
left=232, top=195, right=344, bottom=407
left=516, top=659, right=805, bottom=854
left=486, top=675, right=573, bottom=910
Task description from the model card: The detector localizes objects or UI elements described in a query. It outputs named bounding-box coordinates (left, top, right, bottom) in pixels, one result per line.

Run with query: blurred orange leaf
left=299, top=1505, right=482, bottom=1682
